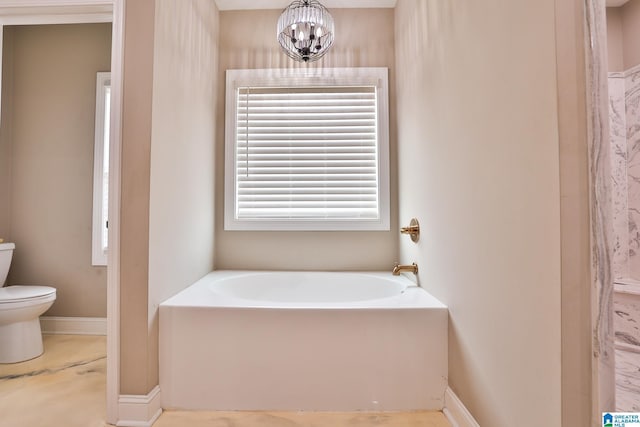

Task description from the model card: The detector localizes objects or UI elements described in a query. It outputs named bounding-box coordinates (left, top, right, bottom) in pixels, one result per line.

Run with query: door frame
left=0, top=1, right=123, bottom=424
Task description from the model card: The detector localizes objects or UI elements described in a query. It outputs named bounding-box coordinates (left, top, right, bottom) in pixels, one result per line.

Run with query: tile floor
left=0, top=335, right=451, bottom=427
left=155, top=411, right=450, bottom=427
left=0, top=334, right=107, bottom=427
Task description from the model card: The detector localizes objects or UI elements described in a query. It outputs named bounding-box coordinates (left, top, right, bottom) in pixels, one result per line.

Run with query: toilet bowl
left=0, top=243, right=56, bottom=363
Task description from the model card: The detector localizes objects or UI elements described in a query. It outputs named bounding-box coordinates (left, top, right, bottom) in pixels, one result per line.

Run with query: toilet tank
left=0, top=243, right=15, bottom=286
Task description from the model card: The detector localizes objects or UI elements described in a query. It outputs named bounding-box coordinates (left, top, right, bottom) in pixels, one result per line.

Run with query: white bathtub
left=159, top=270, right=448, bottom=412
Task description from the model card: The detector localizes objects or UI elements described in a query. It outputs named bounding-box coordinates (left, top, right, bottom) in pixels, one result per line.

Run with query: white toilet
left=0, top=242, right=56, bottom=363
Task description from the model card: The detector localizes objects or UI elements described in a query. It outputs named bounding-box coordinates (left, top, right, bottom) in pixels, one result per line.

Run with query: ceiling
left=607, top=0, right=630, bottom=6
left=214, top=0, right=396, bottom=10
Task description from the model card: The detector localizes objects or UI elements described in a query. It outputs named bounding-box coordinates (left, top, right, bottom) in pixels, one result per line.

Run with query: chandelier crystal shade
left=277, top=0, right=335, bottom=63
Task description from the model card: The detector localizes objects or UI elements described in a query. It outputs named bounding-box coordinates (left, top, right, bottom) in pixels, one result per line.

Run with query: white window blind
left=236, top=86, right=378, bottom=220
left=224, top=68, right=390, bottom=231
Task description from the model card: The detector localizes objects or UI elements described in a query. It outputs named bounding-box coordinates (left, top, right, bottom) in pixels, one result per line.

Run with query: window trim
left=224, top=67, right=390, bottom=231
left=92, top=71, right=110, bottom=266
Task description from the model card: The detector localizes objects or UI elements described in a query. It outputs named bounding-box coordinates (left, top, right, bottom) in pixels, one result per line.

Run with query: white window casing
left=92, top=72, right=110, bottom=266
left=224, top=67, right=390, bottom=231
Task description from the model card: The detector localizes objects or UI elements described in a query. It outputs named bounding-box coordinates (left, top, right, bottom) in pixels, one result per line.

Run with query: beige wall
left=119, top=0, right=219, bottom=395
left=119, top=0, right=155, bottom=395
left=622, top=0, right=640, bottom=69
left=147, top=0, right=219, bottom=392
left=556, top=0, right=598, bottom=424
left=215, top=9, right=398, bottom=271
left=607, top=7, right=624, bottom=71
left=395, top=1, right=562, bottom=425
left=0, top=24, right=111, bottom=317
left=607, top=0, right=640, bottom=71
left=0, top=28, right=14, bottom=242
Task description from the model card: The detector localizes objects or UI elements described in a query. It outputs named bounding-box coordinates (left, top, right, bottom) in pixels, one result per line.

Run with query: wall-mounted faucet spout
left=392, top=262, right=418, bottom=276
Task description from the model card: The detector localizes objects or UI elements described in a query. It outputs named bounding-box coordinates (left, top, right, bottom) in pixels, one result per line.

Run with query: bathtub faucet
left=392, top=262, right=418, bottom=276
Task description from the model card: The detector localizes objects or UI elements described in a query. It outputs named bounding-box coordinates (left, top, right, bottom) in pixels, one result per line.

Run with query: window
left=224, top=68, right=389, bottom=231
left=92, top=72, right=110, bottom=266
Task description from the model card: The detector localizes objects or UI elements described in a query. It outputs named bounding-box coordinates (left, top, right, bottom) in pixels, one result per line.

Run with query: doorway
left=0, top=2, right=123, bottom=425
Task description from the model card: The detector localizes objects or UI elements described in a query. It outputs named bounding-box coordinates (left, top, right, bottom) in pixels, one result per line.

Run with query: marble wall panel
left=614, top=279, right=640, bottom=411
left=615, top=348, right=640, bottom=412
left=611, top=63, right=640, bottom=415
left=610, top=73, right=630, bottom=280
left=628, top=65, right=640, bottom=279
left=614, top=281, right=640, bottom=348
left=588, top=0, right=616, bottom=415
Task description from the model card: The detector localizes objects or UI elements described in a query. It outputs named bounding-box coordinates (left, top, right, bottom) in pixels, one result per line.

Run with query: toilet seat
left=0, top=286, right=56, bottom=305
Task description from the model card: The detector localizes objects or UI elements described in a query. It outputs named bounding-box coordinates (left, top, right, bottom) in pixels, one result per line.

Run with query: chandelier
left=277, top=0, right=335, bottom=63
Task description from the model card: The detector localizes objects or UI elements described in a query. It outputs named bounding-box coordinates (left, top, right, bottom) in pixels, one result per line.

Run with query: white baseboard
left=116, top=385, right=163, bottom=427
left=444, top=387, right=480, bottom=427
left=40, top=316, right=107, bottom=335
